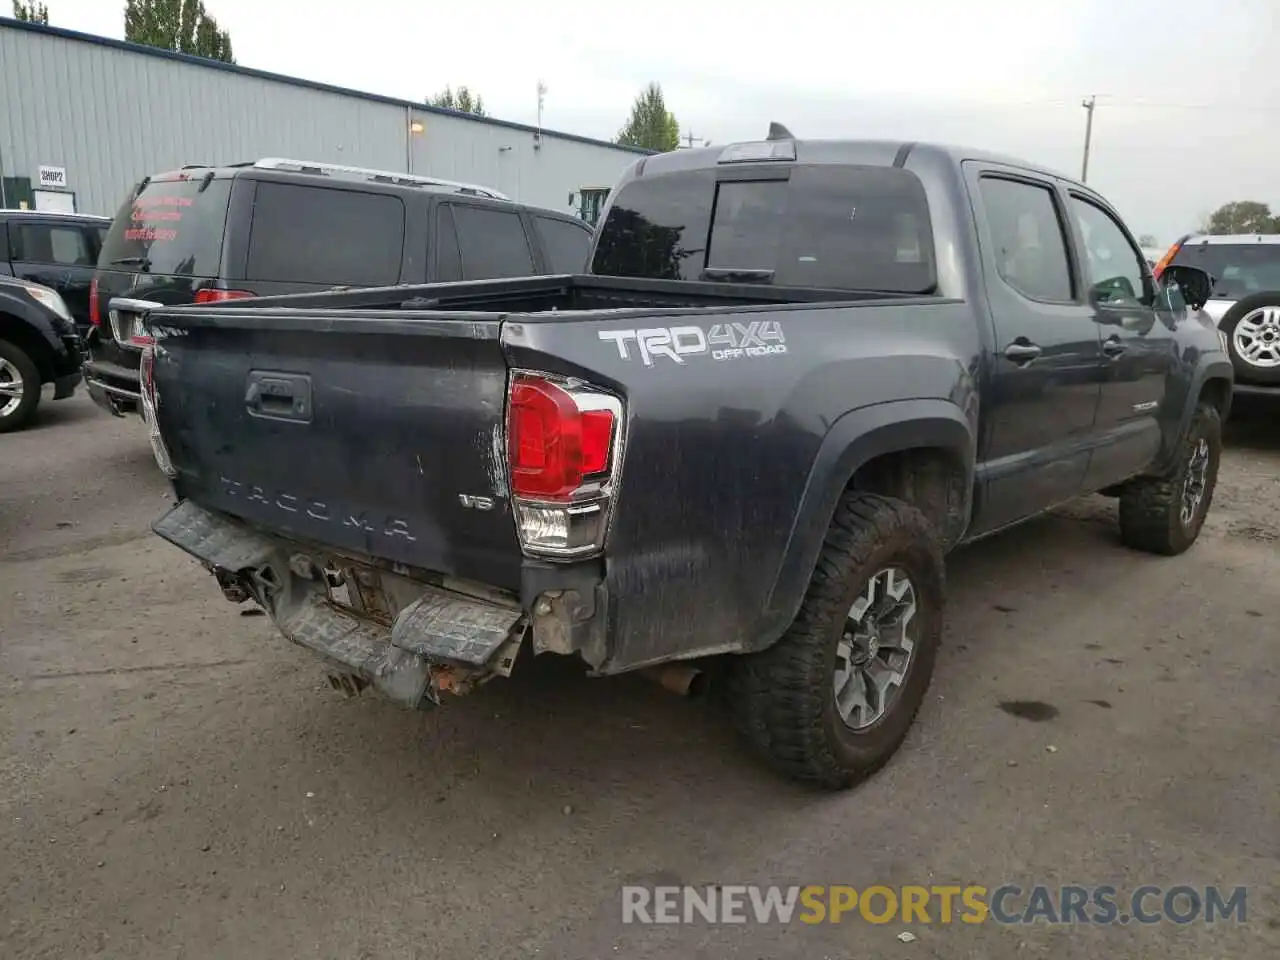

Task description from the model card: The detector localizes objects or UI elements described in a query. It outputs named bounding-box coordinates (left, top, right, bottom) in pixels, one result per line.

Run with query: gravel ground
left=2, top=392, right=1278, bottom=960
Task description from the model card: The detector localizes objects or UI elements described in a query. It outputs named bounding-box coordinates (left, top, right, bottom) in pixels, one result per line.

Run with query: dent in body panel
left=486, top=422, right=509, bottom=497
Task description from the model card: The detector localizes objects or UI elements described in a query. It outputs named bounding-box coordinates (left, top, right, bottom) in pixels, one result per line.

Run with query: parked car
left=0, top=275, right=84, bottom=432
left=83, top=158, right=596, bottom=416
left=137, top=135, right=1230, bottom=788
left=1154, top=233, right=1280, bottom=396
left=0, top=208, right=111, bottom=338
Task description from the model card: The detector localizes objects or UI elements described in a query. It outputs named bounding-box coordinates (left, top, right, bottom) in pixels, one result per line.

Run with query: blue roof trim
left=0, top=17, right=655, bottom=157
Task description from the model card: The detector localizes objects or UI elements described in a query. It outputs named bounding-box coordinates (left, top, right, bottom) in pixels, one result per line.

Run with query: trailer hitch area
left=248, top=558, right=528, bottom=710
left=152, top=502, right=528, bottom=710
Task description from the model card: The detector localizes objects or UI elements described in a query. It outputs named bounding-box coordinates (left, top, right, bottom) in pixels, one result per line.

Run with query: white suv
left=1155, top=234, right=1280, bottom=390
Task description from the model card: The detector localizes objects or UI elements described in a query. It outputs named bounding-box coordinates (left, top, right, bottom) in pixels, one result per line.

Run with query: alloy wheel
left=0, top=357, right=25, bottom=418
left=833, top=566, right=920, bottom=731
left=1181, top=437, right=1210, bottom=527
left=1233, top=306, right=1280, bottom=369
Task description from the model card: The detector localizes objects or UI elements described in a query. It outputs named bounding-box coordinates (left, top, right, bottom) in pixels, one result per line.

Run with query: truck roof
left=632, top=138, right=1077, bottom=187
left=1180, top=234, right=1280, bottom=246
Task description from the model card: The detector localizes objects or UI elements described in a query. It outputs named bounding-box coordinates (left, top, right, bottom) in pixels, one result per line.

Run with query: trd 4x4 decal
left=598, top=321, right=787, bottom=367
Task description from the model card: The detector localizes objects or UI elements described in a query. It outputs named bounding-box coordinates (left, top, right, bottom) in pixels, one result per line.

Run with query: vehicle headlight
left=21, top=282, right=74, bottom=326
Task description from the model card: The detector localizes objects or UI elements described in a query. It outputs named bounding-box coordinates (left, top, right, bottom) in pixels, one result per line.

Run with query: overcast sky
left=39, top=0, right=1280, bottom=243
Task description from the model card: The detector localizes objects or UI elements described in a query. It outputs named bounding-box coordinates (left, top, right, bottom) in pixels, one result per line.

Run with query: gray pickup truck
left=137, top=132, right=1231, bottom=788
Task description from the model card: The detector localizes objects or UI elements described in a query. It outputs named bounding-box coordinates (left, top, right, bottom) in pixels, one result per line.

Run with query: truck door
left=1065, top=193, right=1172, bottom=490
left=966, top=168, right=1104, bottom=534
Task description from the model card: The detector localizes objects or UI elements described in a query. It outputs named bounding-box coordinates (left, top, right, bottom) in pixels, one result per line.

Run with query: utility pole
left=534, top=80, right=548, bottom=150
left=682, top=129, right=701, bottom=149
left=1080, top=95, right=1097, bottom=183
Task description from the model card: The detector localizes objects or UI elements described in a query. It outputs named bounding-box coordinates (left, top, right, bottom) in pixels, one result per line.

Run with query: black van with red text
left=83, top=158, right=595, bottom=415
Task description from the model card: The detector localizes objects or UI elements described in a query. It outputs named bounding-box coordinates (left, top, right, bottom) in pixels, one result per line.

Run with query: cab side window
left=978, top=177, right=1074, bottom=303
left=13, top=223, right=95, bottom=266
left=1069, top=197, right=1147, bottom=306
left=534, top=215, right=592, bottom=273
left=449, top=204, right=535, bottom=280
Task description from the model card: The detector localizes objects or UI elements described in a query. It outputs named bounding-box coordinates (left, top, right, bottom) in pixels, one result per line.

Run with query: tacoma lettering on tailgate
left=220, top=476, right=417, bottom=542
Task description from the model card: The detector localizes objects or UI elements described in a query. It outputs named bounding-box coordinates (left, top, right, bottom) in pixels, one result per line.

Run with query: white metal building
left=0, top=18, right=645, bottom=223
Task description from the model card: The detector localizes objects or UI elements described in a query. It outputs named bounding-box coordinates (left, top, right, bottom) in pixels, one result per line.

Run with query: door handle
left=1003, top=340, right=1042, bottom=364
left=1102, top=337, right=1127, bottom=357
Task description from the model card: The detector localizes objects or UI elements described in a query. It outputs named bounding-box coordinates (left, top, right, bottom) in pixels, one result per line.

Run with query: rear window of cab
left=591, top=164, right=936, bottom=294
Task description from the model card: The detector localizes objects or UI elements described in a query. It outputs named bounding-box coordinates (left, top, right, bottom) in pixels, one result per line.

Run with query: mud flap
left=153, top=501, right=525, bottom=708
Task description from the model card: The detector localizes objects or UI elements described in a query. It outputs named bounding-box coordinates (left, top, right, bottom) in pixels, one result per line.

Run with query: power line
left=973, top=95, right=1280, bottom=114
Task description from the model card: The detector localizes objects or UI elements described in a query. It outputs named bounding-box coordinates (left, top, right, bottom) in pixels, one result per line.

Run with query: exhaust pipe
left=642, top=664, right=707, bottom=697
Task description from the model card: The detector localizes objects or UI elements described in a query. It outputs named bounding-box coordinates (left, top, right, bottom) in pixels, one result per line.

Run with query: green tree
left=12, top=0, right=50, bottom=22
left=616, top=82, right=679, bottom=153
left=429, top=86, right=486, bottom=117
left=124, top=0, right=235, bottom=64
left=1201, top=201, right=1280, bottom=235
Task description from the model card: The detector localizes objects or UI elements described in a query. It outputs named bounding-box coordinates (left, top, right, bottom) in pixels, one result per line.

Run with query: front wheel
left=726, top=493, right=944, bottom=789
left=1118, top=402, right=1222, bottom=555
left=0, top=340, right=41, bottom=434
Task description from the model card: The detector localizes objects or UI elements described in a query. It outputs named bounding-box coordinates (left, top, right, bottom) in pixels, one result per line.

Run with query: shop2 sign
left=38, top=165, right=68, bottom=189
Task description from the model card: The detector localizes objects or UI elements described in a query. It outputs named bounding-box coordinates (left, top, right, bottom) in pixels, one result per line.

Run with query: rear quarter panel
left=502, top=298, right=982, bottom=672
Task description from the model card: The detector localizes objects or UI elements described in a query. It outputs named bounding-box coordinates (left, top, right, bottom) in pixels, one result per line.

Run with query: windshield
left=98, top=176, right=233, bottom=278
left=1170, top=241, right=1280, bottom=299
left=591, top=164, right=937, bottom=293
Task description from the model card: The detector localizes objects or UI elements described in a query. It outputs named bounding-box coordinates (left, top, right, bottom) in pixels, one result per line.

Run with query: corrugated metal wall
left=0, top=21, right=642, bottom=218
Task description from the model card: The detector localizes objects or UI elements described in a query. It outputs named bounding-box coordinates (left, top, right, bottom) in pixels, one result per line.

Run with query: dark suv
left=84, top=158, right=595, bottom=415
left=1, top=208, right=112, bottom=337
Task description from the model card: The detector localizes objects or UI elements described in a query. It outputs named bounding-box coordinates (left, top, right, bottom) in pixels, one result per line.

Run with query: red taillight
left=508, top=375, right=616, bottom=500
left=505, top=372, right=622, bottom=559
left=89, top=277, right=101, bottom=326
left=194, top=288, right=254, bottom=304
left=579, top=409, right=614, bottom=475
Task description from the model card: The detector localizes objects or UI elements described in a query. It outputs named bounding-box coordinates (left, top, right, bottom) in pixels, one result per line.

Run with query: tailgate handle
left=245, top=371, right=312, bottom=422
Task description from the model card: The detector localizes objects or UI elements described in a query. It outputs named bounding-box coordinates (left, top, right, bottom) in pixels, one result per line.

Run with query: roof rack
left=1, top=208, right=110, bottom=220
left=252, top=158, right=511, bottom=201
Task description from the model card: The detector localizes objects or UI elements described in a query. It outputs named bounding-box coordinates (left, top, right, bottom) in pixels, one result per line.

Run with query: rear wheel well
left=0, top=315, right=56, bottom=383
left=1198, top=377, right=1231, bottom=420
left=848, top=447, right=969, bottom=549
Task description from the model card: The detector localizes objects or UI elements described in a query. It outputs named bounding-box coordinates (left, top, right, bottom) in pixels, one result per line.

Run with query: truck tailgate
left=150, top=309, right=520, bottom=587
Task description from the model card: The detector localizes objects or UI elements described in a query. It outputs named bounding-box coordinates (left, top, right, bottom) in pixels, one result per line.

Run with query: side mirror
left=1158, top=265, right=1213, bottom=311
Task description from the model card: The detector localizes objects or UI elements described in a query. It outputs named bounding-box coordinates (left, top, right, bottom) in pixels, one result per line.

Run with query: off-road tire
left=0, top=339, right=41, bottom=434
left=1118, top=402, right=1222, bottom=556
left=725, top=493, right=945, bottom=789
left=1220, top=293, right=1280, bottom=385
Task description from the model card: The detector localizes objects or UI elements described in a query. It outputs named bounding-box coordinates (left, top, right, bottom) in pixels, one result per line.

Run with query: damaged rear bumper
left=152, top=500, right=526, bottom=709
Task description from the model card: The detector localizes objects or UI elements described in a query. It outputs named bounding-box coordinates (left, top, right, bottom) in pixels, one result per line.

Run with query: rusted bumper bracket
left=153, top=501, right=525, bottom=709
